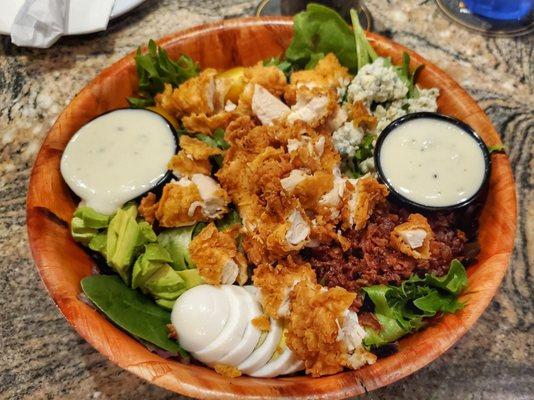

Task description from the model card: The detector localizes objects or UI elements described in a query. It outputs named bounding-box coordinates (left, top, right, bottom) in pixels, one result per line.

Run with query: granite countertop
left=0, top=0, right=532, bottom=399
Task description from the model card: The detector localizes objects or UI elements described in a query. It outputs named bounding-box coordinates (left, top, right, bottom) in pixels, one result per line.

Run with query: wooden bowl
left=26, top=17, right=517, bottom=399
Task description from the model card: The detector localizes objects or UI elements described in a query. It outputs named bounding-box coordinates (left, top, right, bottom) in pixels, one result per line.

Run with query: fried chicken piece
left=189, top=223, right=240, bottom=285
left=236, top=64, right=287, bottom=115
left=342, top=177, right=389, bottom=230
left=139, top=192, right=158, bottom=224
left=391, top=213, right=433, bottom=259
left=168, top=152, right=212, bottom=178
left=285, top=53, right=351, bottom=104
left=286, top=282, right=375, bottom=377
left=155, top=69, right=217, bottom=118
left=214, top=364, right=242, bottom=378
left=155, top=175, right=230, bottom=227
left=292, top=170, right=334, bottom=210
left=286, top=86, right=338, bottom=128
left=252, top=256, right=316, bottom=319
left=182, top=111, right=239, bottom=135
left=263, top=208, right=311, bottom=257
left=349, top=101, right=377, bottom=131
left=179, top=135, right=222, bottom=159
left=252, top=315, right=271, bottom=331
left=244, top=63, right=288, bottom=97
left=156, top=180, right=204, bottom=227
left=168, top=136, right=220, bottom=178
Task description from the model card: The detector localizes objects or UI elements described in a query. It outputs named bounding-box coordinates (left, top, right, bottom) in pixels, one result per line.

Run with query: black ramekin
left=374, top=112, right=491, bottom=212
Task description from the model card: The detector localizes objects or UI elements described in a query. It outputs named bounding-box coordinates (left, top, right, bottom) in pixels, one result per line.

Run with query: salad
left=64, top=4, right=480, bottom=379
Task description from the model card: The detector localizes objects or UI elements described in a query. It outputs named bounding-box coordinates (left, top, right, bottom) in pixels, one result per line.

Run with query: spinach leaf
left=285, top=3, right=358, bottom=72
left=128, top=40, right=200, bottom=107
left=363, top=259, right=467, bottom=347
left=263, top=56, right=293, bottom=77
left=195, top=128, right=230, bottom=168
left=196, top=128, right=230, bottom=150
left=81, top=275, right=187, bottom=356
left=394, top=52, right=424, bottom=98
left=215, top=209, right=242, bottom=231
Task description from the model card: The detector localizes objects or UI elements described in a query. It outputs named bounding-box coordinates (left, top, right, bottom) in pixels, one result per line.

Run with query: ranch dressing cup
left=374, top=112, right=491, bottom=211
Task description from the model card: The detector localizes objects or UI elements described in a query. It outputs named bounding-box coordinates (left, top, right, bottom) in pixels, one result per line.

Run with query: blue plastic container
left=464, top=0, right=533, bottom=20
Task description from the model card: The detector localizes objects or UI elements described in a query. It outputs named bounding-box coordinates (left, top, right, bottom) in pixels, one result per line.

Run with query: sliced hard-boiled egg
left=217, top=288, right=262, bottom=366
left=238, top=317, right=283, bottom=374
left=171, top=285, right=229, bottom=353
left=248, top=346, right=300, bottom=378
left=280, top=355, right=304, bottom=376
left=193, top=285, right=249, bottom=364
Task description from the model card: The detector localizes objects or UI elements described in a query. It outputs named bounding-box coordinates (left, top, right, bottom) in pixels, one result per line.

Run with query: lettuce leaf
left=285, top=3, right=359, bottom=72
left=128, top=39, right=199, bottom=107
left=363, top=260, right=468, bottom=347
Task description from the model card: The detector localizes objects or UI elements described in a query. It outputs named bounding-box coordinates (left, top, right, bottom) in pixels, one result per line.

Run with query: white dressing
left=379, top=118, right=486, bottom=208
left=61, top=109, right=176, bottom=215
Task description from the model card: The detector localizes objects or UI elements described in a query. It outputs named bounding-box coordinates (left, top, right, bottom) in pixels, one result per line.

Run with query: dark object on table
left=255, top=0, right=373, bottom=30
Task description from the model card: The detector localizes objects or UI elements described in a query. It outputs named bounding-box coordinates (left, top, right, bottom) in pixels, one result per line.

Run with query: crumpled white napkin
left=10, top=0, right=115, bottom=48
left=11, top=0, right=66, bottom=48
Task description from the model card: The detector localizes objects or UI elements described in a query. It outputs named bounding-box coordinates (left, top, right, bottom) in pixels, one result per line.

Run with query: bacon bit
left=252, top=315, right=271, bottom=331
left=214, top=364, right=242, bottom=378
left=166, top=324, right=178, bottom=340
left=358, top=312, right=382, bottom=332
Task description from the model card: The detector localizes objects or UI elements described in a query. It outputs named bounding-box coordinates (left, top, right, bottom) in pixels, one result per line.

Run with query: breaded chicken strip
left=285, top=53, right=351, bottom=104
left=252, top=256, right=316, bottom=318
left=150, top=175, right=230, bottom=227
left=286, top=282, right=376, bottom=377
left=391, top=213, right=433, bottom=259
left=189, top=223, right=246, bottom=285
left=179, top=135, right=223, bottom=159
left=182, top=111, right=239, bottom=135
left=156, top=179, right=204, bottom=227
left=342, top=176, right=389, bottom=230
left=236, top=64, right=287, bottom=115
left=139, top=192, right=158, bottom=225
left=168, top=152, right=212, bottom=178
left=167, top=135, right=221, bottom=178
left=155, top=69, right=217, bottom=117
left=286, top=86, right=338, bottom=128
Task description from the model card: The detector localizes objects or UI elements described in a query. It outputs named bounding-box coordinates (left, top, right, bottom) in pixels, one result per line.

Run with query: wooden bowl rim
left=26, top=16, right=517, bottom=399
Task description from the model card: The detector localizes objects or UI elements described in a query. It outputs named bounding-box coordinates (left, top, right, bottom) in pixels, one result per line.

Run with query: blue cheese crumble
left=374, top=88, right=440, bottom=134
left=332, top=122, right=365, bottom=157
left=347, top=58, right=409, bottom=105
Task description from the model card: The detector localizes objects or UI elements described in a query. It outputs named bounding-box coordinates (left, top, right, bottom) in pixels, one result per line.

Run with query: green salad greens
left=81, top=275, right=187, bottom=356
left=349, top=9, right=377, bottom=71
left=286, top=3, right=359, bottom=72
left=363, top=260, right=468, bottom=347
left=157, top=225, right=197, bottom=270
left=128, top=39, right=200, bottom=108
left=72, top=204, right=203, bottom=310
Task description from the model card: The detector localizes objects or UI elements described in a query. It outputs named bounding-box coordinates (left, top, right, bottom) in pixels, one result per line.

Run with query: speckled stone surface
left=0, top=0, right=532, bottom=399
